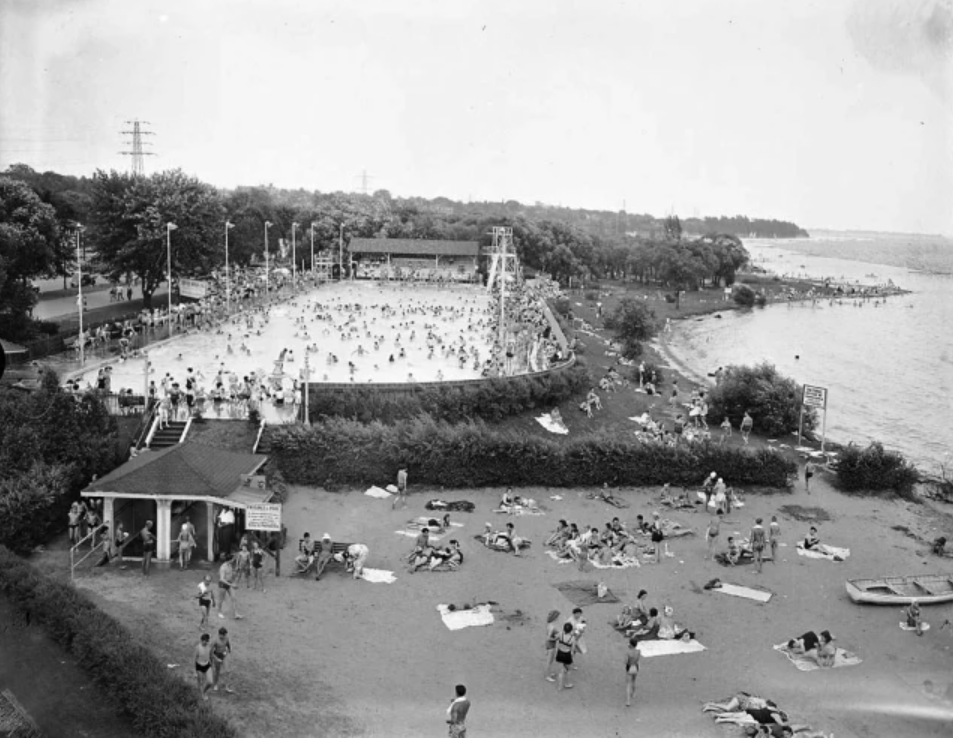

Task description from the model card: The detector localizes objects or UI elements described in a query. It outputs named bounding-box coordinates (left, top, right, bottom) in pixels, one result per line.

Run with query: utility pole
left=120, top=120, right=156, bottom=176
left=75, top=225, right=85, bottom=366
left=355, top=170, right=373, bottom=194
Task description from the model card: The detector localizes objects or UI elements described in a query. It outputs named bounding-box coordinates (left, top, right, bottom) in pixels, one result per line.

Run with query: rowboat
left=845, top=574, right=953, bottom=605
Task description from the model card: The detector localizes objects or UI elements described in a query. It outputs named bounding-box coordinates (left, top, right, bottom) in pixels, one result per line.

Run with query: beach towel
left=425, top=500, right=475, bottom=513
left=714, top=552, right=773, bottom=567
left=386, top=484, right=399, bottom=494
left=554, top=580, right=620, bottom=607
left=535, top=409, right=569, bottom=435
left=473, top=535, right=532, bottom=553
left=796, top=543, right=850, bottom=561
left=364, top=485, right=391, bottom=499
left=494, top=504, right=546, bottom=517
left=900, top=622, right=931, bottom=632
left=437, top=604, right=495, bottom=631
left=714, top=583, right=773, bottom=603
left=637, top=639, right=707, bottom=658
left=545, top=550, right=575, bottom=565
left=359, top=568, right=397, bottom=584
left=773, top=643, right=862, bottom=671
left=396, top=518, right=463, bottom=539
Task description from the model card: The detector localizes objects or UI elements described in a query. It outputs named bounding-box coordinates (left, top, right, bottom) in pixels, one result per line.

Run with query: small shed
left=81, top=442, right=272, bottom=563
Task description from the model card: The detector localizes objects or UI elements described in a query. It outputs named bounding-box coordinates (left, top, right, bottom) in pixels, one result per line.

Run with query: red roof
left=82, top=442, right=267, bottom=498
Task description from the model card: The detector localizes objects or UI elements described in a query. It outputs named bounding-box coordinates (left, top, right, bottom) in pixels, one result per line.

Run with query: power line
left=119, top=119, right=156, bottom=176
left=355, top=169, right=373, bottom=194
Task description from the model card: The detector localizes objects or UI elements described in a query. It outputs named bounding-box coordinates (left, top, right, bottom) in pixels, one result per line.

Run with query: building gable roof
left=348, top=238, right=480, bottom=257
left=82, top=442, right=267, bottom=498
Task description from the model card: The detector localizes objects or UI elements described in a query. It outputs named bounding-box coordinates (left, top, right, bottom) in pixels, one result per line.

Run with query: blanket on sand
left=546, top=550, right=642, bottom=569
left=796, top=543, right=849, bottom=561
left=359, top=568, right=397, bottom=584
left=714, top=552, right=775, bottom=567
left=535, top=408, right=570, bottom=435
left=714, top=583, right=773, bottom=603
left=900, top=621, right=931, bottom=632
left=473, top=535, right=532, bottom=553
left=773, top=642, right=862, bottom=671
left=437, top=604, right=495, bottom=630
left=637, top=639, right=706, bottom=657
left=554, top=580, right=620, bottom=606
left=425, top=499, right=475, bottom=513
left=395, top=518, right=463, bottom=539
left=493, top=504, right=546, bottom=517
left=364, top=485, right=391, bottom=499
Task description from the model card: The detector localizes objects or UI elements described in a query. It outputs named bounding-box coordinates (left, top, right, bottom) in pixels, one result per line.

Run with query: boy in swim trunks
left=216, top=556, right=243, bottom=620
left=194, top=633, right=214, bottom=700
left=705, top=509, right=723, bottom=560
left=197, top=574, right=214, bottom=628
left=211, top=627, right=234, bottom=693
left=768, top=516, right=781, bottom=560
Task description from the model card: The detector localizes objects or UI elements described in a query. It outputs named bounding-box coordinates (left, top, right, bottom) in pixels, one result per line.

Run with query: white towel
left=900, top=621, right=930, bottom=632
left=797, top=543, right=849, bottom=561
left=714, top=583, right=773, bottom=603
left=773, top=642, right=863, bottom=670
left=637, top=639, right=706, bottom=657
left=590, top=555, right=641, bottom=570
left=545, top=550, right=574, bottom=565
left=535, top=413, right=569, bottom=435
left=364, top=485, right=391, bottom=499
left=359, top=568, right=397, bottom=584
left=437, top=604, right=494, bottom=630
left=395, top=521, right=463, bottom=539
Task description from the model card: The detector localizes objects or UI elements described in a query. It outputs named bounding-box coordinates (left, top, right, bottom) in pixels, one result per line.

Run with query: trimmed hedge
left=307, top=360, right=591, bottom=424
left=0, top=547, right=235, bottom=738
left=270, top=416, right=797, bottom=489
left=834, top=441, right=920, bottom=496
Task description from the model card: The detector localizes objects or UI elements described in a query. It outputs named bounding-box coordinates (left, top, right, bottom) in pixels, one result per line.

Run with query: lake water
left=664, top=231, right=953, bottom=474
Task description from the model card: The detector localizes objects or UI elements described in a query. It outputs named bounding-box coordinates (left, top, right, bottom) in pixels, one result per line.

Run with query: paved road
left=33, top=283, right=169, bottom=320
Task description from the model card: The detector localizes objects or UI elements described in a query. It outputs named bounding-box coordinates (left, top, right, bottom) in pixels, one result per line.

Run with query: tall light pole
left=166, top=222, right=177, bottom=326
left=291, top=222, right=299, bottom=290
left=225, top=220, right=235, bottom=314
left=264, top=221, right=273, bottom=294
left=310, top=223, right=316, bottom=275
left=339, top=222, right=345, bottom=281
left=75, top=223, right=85, bottom=366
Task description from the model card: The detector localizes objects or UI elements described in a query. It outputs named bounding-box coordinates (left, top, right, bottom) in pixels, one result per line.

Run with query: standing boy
left=394, top=467, right=408, bottom=510
left=805, top=461, right=815, bottom=495
left=446, top=684, right=471, bottom=737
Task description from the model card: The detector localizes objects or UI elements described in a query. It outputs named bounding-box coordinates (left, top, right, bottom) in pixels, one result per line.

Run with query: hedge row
left=834, top=441, right=920, bottom=496
left=306, top=360, right=591, bottom=424
left=270, top=416, right=797, bottom=489
left=0, top=548, right=235, bottom=738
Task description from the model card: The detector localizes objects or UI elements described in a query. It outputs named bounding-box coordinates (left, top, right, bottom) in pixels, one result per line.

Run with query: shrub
left=307, top=361, right=591, bottom=424
left=0, top=462, right=72, bottom=554
left=664, top=293, right=676, bottom=303
left=754, top=291, right=768, bottom=307
left=706, top=362, right=817, bottom=439
left=0, top=547, right=235, bottom=737
left=603, top=297, right=657, bottom=359
left=584, top=290, right=599, bottom=301
left=552, top=297, right=572, bottom=318
left=732, top=284, right=756, bottom=307
left=834, top=442, right=919, bottom=496
left=269, top=416, right=796, bottom=489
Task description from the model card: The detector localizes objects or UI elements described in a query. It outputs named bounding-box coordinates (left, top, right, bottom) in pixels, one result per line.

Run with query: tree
left=88, top=169, right=226, bottom=309
left=706, top=362, right=817, bottom=439
left=732, top=283, right=756, bottom=307
left=663, top=214, right=682, bottom=241
left=603, top=297, right=657, bottom=358
left=0, top=177, right=60, bottom=339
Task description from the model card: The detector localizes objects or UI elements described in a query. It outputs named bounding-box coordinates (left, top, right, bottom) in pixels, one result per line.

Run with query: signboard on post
left=799, top=384, right=829, bottom=451
left=802, top=385, right=828, bottom=410
left=246, top=502, right=281, bottom=532
left=178, top=278, right=208, bottom=300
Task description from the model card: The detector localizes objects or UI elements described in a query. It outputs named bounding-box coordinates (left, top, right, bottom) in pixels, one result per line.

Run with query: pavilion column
left=207, top=502, right=216, bottom=562
left=156, top=498, right=172, bottom=561
left=103, top=496, right=114, bottom=534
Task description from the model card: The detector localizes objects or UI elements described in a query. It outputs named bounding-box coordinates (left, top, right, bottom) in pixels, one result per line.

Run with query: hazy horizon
left=2, top=0, right=951, bottom=235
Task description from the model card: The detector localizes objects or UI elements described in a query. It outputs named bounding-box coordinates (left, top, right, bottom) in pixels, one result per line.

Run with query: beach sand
left=69, top=475, right=953, bottom=737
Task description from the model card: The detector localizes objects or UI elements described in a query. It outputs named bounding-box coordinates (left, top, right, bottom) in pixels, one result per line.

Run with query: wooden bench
left=293, top=540, right=352, bottom=577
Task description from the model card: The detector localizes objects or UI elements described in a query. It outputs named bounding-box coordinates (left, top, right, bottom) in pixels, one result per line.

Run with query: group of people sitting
left=545, top=513, right=670, bottom=566
left=495, top=488, right=541, bottom=514
left=784, top=629, right=837, bottom=667
left=406, top=526, right=465, bottom=573
left=613, top=592, right=695, bottom=642
left=294, top=532, right=337, bottom=580
left=479, top=522, right=529, bottom=555
left=579, top=388, right=603, bottom=418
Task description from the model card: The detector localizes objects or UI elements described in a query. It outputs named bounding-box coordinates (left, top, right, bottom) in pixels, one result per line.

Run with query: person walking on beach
left=216, top=556, right=243, bottom=619
left=197, top=574, right=215, bottom=628
left=545, top=610, right=561, bottom=681
left=705, top=509, right=723, bottom=560
left=749, top=518, right=767, bottom=574
left=804, top=461, right=815, bottom=494
left=768, top=516, right=781, bottom=561
left=394, top=467, right=408, bottom=510
left=740, top=411, right=753, bottom=444
left=554, top=622, right=577, bottom=691
left=624, top=638, right=642, bottom=707
left=194, top=633, right=214, bottom=700
left=140, top=521, right=155, bottom=576
left=177, top=518, right=196, bottom=570
left=446, top=684, right=471, bottom=737
left=211, top=627, right=234, bottom=694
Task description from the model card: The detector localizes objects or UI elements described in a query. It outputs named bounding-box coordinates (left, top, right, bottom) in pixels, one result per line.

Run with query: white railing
left=252, top=419, right=267, bottom=453
left=179, top=416, right=193, bottom=443
left=69, top=528, right=105, bottom=582
left=144, top=409, right=161, bottom=448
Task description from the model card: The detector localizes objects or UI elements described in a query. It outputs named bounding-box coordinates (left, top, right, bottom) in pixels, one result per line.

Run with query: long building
left=348, top=238, right=480, bottom=282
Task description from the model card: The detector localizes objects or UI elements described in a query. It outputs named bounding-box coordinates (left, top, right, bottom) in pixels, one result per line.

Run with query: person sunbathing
left=801, top=526, right=821, bottom=550
left=546, top=520, right=571, bottom=547
left=430, top=539, right=464, bottom=571
left=817, top=631, right=837, bottom=666
left=703, top=692, right=774, bottom=714
left=629, top=607, right=660, bottom=639
left=658, top=605, right=694, bottom=641
left=785, top=630, right=823, bottom=656
left=614, top=606, right=637, bottom=630
left=409, top=543, right=434, bottom=573
left=725, top=537, right=742, bottom=566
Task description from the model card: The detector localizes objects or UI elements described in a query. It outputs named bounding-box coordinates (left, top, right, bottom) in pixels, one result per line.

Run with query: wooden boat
left=845, top=574, right=953, bottom=605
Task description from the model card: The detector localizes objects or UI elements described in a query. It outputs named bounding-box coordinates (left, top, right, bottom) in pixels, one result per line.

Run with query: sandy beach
left=69, top=473, right=953, bottom=737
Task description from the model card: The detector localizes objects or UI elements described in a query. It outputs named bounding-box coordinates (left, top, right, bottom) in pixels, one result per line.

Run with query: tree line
left=2, top=162, right=800, bottom=336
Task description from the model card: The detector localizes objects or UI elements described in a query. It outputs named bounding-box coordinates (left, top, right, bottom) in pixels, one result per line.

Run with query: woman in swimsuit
left=624, top=638, right=641, bottom=707
left=194, top=633, right=214, bottom=699
left=554, top=622, right=577, bottom=691
left=251, top=540, right=265, bottom=591
left=177, top=521, right=196, bottom=570
left=705, top=509, right=723, bottom=560
left=802, top=526, right=820, bottom=551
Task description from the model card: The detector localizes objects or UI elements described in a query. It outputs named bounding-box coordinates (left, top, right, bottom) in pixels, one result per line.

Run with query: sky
left=1, top=0, right=951, bottom=234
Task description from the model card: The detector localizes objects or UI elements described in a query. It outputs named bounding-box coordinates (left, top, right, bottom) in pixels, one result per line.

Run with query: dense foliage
left=603, top=297, right=657, bottom=358
left=0, top=547, right=235, bottom=737
left=270, top=416, right=797, bottom=489
left=732, top=283, right=756, bottom=307
left=0, top=370, right=122, bottom=553
left=706, top=363, right=818, bottom=439
left=307, top=361, right=591, bottom=423
left=833, top=442, right=920, bottom=496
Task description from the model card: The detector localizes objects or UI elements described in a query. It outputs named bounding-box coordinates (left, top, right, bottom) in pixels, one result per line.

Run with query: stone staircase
left=149, top=419, right=187, bottom=449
